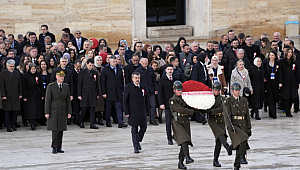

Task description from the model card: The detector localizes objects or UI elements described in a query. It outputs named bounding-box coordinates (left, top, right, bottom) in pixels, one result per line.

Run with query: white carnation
left=182, top=91, right=215, bottom=110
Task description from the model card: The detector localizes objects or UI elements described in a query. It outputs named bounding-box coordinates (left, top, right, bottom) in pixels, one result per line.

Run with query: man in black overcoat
left=72, top=59, right=82, bottom=125
left=242, top=35, right=261, bottom=65
left=101, top=55, right=127, bottom=128
left=0, top=59, right=22, bottom=132
left=124, top=72, right=149, bottom=153
left=158, top=64, right=176, bottom=145
left=124, top=54, right=140, bottom=85
left=77, top=59, right=100, bottom=129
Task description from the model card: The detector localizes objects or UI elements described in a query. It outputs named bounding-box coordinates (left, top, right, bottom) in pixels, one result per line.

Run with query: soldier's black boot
left=255, top=112, right=261, bottom=120
left=213, top=159, right=221, bottom=167
left=185, top=156, right=194, bottom=164
left=178, top=161, right=187, bottom=169
left=225, top=144, right=232, bottom=156
left=240, top=155, right=248, bottom=164
left=234, top=166, right=240, bottom=170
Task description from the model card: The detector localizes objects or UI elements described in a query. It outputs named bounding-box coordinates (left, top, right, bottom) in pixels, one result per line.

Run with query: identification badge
left=43, top=82, right=46, bottom=89
left=213, top=77, right=217, bottom=82
left=271, top=73, right=275, bottom=79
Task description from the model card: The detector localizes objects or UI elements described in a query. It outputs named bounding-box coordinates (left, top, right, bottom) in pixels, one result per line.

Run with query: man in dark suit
left=50, top=56, right=73, bottom=101
left=124, top=72, right=149, bottom=153
left=71, top=59, right=82, bottom=125
left=158, top=64, right=176, bottom=145
left=62, top=28, right=75, bottom=41
left=0, top=59, right=22, bottom=132
left=45, top=70, right=72, bottom=154
left=133, top=42, right=148, bottom=58
left=19, top=32, right=42, bottom=54
left=135, top=58, right=158, bottom=125
left=101, top=55, right=127, bottom=128
left=71, top=28, right=88, bottom=53
left=242, top=35, right=261, bottom=65
left=179, top=44, right=192, bottom=71
left=77, top=59, right=100, bottom=129
left=124, top=53, right=140, bottom=85
left=7, top=34, right=19, bottom=52
left=39, top=25, right=56, bottom=44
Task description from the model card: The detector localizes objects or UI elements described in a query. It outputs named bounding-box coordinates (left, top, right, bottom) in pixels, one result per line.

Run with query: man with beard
left=179, top=44, right=192, bottom=71
left=205, top=41, right=215, bottom=60
left=223, top=38, right=239, bottom=81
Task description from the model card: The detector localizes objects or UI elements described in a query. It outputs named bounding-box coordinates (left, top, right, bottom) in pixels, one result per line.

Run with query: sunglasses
left=76, top=32, right=81, bottom=35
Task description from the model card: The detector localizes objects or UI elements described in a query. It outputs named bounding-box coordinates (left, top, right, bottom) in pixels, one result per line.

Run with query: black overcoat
left=248, top=65, right=265, bottom=109
left=157, top=75, right=175, bottom=109
left=279, top=58, right=300, bottom=100
left=0, top=69, right=22, bottom=111
left=123, top=82, right=148, bottom=126
left=100, top=64, right=124, bottom=101
left=135, top=66, right=157, bottom=95
left=190, top=62, right=212, bottom=88
left=77, top=68, right=100, bottom=107
left=124, top=62, right=141, bottom=85
left=22, top=72, right=45, bottom=119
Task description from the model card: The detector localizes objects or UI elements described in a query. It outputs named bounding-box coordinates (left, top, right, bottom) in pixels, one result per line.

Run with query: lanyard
left=269, top=61, right=274, bottom=73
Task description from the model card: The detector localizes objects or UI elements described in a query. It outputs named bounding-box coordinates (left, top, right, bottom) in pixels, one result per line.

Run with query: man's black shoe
left=213, top=160, right=221, bottom=167
left=178, top=161, right=187, bottom=169
left=168, top=139, right=173, bottom=145
left=7, top=128, right=12, bottom=132
left=150, top=120, right=158, bottom=126
left=106, top=123, right=112, bottom=127
left=52, top=148, right=58, bottom=154
left=240, top=156, right=248, bottom=164
left=79, top=122, right=85, bottom=128
left=134, top=147, right=139, bottom=153
left=138, top=143, right=142, bottom=150
left=90, top=124, right=99, bottom=129
left=57, top=148, right=64, bottom=153
left=186, top=156, right=194, bottom=164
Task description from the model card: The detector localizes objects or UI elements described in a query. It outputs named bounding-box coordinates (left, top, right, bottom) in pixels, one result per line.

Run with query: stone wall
left=0, top=0, right=132, bottom=48
left=210, top=0, right=300, bottom=39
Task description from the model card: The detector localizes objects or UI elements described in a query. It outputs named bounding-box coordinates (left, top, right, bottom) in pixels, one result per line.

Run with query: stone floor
left=0, top=109, right=299, bottom=170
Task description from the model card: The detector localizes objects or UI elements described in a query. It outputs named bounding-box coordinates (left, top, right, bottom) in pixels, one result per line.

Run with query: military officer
left=124, top=72, right=148, bottom=153
left=45, top=70, right=72, bottom=154
left=223, top=82, right=252, bottom=170
left=169, top=81, right=195, bottom=169
left=207, top=81, right=232, bottom=167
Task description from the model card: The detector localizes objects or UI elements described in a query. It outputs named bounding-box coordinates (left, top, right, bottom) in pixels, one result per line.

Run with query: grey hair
left=84, top=40, right=91, bottom=46
left=261, top=33, right=268, bottom=38
left=192, top=41, right=199, bottom=46
left=131, top=72, right=140, bottom=78
left=44, top=36, right=51, bottom=41
left=60, top=56, right=68, bottom=62
left=109, top=55, right=117, bottom=61
left=237, top=49, right=244, bottom=54
left=4, top=39, right=11, bottom=44
left=6, top=59, right=15, bottom=66
left=274, top=32, right=281, bottom=37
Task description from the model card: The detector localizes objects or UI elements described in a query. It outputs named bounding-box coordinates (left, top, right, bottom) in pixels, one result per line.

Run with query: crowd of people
left=0, top=26, right=299, bottom=137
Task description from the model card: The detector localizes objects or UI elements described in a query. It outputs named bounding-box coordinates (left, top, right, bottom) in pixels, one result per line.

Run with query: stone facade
left=0, top=0, right=300, bottom=48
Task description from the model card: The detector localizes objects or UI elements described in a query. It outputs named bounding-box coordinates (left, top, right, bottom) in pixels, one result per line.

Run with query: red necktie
left=170, top=77, right=172, bottom=81
left=77, top=70, right=79, bottom=73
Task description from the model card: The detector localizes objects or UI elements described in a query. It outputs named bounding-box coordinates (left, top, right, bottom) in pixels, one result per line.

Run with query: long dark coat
left=93, top=66, right=105, bottom=112
left=50, top=67, right=73, bottom=96
left=157, top=75, right=176, bottom=109
left=279, top=58, right=300, bottom=100
left=0, top=69, right=22, bottom=111
left=190, top=62, right=212, bottom=88
left=124, top=62, right=141, bottom=85
left=208, top=95, right=226, bottom=140
left=170, top=94, right=194, bottom=146
left=241, top=44, right=261, bottom=65
left=22, top=72, right=45, bottom=120
left=77, top=68, right=100, bottom=107
left=135, top=66, right=157, bottom=95
left=100, top=64, right=124, bottom=101
left=248, top=65, right=265, bottom=109
left=223, top=96, right=251, bottom=149
left=123, top=82, right=148, bottom=126
left=45, top=82, right=72, bottom=131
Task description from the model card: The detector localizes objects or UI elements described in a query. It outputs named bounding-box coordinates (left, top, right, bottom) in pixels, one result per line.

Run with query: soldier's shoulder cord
left=48, top=82, right=55, bottom=86
left=63, top=83, right=69, bottom=86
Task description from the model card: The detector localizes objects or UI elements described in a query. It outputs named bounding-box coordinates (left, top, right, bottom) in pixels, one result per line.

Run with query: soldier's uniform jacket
left=169, top=94, right=194, bottom=146
left=45, top=81, right=72, bottom=131
left=223, top=95, right=251, bottom=149
left=208, top=95, right=226, bottom=140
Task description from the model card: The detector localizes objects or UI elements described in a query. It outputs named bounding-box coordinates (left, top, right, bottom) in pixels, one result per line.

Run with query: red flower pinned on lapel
left=35, top=77, right=38, bottom=84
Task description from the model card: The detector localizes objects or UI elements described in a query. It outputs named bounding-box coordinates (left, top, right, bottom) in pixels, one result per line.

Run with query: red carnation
left=182, top=80, right=211, bottom=92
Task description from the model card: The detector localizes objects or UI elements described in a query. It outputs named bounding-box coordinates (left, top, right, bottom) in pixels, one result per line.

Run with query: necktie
left=170, top=76, right=172, bottom=81
left=77, top=39, right=81, bottom=50
left=237, top=98, right=239, bottom=103
left=114, top=67, right=116, bottom=74
left=59, top=84, right=62, bottom=91
left=77, top=70, right=79, bottom=74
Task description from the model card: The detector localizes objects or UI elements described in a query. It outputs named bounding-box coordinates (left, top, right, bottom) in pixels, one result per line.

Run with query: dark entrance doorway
left=146, top=0, right=185, bottom=27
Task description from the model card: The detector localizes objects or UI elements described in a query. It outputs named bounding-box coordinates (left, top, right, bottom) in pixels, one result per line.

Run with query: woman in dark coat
left=93, top=56, right=105, bottom=125
left=249, top=57, right=265, bottom=120
left=174, top=37, right=186, bottom=54
left=22, top=63, right=45, bottom=130
left=279, top=48, right=300, bottom=117
left=263, top=51, right=282, bottom=119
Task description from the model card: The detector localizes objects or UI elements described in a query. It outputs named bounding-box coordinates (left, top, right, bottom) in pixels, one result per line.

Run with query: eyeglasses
left=76, top=32, right=81, bottom=35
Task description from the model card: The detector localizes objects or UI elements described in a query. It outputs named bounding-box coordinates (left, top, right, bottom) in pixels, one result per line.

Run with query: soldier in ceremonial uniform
left=45, top=70, right=72, bottom=154
left=223, top=82, right=252, bottom=170
left=207, top=81, right=232, bottom=167
left=169, top=81, right=195, bottom=169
